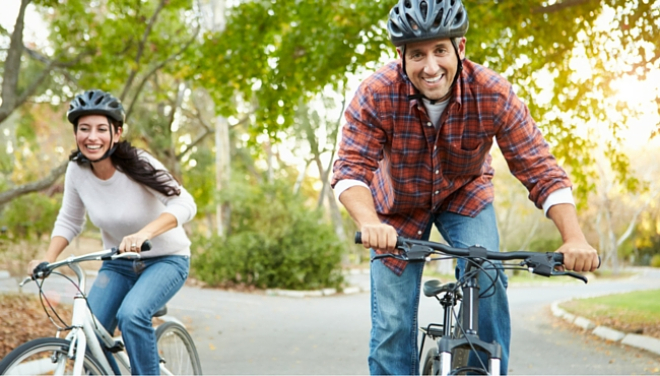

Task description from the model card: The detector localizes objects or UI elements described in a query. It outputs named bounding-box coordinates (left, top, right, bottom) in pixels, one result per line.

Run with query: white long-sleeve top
left=52, top=151, right=197, bottom=258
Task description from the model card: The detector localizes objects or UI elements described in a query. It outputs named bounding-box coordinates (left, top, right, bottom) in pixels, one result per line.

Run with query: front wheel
left=0, top=337, right=105, bottom=375
left=421, top=347, right=438, bottom=375
left=156, top=321, right=203, bottom=375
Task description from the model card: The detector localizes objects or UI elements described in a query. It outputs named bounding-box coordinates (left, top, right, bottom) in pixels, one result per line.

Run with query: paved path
left=2, top=268, right=659, bottom=374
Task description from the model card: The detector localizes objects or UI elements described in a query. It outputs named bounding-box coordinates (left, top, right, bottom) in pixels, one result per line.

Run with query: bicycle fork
left=437, top=256, right=502, bottom=375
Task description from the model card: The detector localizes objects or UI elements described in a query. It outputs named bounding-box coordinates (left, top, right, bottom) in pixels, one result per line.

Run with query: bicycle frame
left=357, top=231, right=594, bottom=376
left=21, top=249, right=175, bottom=376
left=60, top=261, right=129, bottom=375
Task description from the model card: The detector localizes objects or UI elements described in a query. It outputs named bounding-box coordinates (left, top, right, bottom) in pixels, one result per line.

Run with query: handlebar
left=26, top=240, right=153, bottom=284
left=355, top=232, right=596, bottom=283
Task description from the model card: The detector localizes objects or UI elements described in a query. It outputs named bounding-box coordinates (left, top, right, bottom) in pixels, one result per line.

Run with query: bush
left=190, top=179, right=345, bottom=290
left=1, top=192, right=61, bottom=240
left=651, top=254, right=660, bottom=268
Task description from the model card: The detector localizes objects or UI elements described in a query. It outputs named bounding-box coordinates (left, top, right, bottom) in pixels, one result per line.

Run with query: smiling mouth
left=423, top=74, right=444, bottom=84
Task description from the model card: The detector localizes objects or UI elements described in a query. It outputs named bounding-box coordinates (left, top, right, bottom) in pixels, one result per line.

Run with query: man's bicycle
left=0, top=241, right=202, bottom=375
left=356, top=232, right=597, bottom=376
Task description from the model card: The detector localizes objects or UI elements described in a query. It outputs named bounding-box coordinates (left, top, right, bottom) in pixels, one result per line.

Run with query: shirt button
left=434, top=191, right=439, bottom=195
left=427, top=122, right=432, bottom=127
left=418, top=106, right=423, bottom=110
left=433, top=146, right=437, bottom=150
left=417, top=230, right=423, bottom=235
left=435, top=170, right=440, bottom=174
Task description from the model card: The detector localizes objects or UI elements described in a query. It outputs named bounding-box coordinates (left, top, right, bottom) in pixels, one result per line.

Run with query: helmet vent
left=109, top=102, right=119, bottom=108
left=420, top=1, right=428, bottom=18
left=455, top=9, right=464, bottom=24
left=404, top=0, right=412, bottom=8
left=434, top=9, right=444, bottom=27
left=406, top=14, right=419, bottom=31
left=445, top=8, right=453, bottom=26
left=94, top=96, right=103, bottom=105
left=87, top=91, right=94, bottom=99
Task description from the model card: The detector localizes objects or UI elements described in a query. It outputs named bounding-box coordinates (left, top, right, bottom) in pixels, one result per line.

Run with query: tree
left=0, top=0, right=201, bottom=206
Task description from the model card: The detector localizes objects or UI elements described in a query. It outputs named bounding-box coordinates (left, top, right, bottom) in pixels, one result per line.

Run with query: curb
left=264, top=286, right=370, bottom=298
left=550, top=289, right=660, bottom=357
left=265, top=268, right=370, bottom=298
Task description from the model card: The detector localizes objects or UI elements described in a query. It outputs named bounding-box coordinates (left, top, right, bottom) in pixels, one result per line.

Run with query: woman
left=27, top=89, right=197, bottom=375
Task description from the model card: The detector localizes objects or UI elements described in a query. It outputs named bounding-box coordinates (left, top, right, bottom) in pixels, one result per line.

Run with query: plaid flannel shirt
left=331, top=59, right=572, bottom=275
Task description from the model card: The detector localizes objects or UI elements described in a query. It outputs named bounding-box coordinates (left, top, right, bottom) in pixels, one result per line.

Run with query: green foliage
left=182, top=147, right=216, bottom=217
left=192, top=0, right=391, bottom=141
left=650, top=255, right=660, bottom=268
left=190, top=178, right=345, bottom=290
left=528, top=236, right=563, bottom=253
left=1, top=192, right=61, bottom=240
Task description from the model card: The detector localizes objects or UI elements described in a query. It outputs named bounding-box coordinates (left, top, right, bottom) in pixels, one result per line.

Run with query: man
left=331, top=0, right=599, bottom=374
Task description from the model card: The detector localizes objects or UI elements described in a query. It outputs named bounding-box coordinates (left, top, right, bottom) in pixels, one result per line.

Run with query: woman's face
left=75, top=115, right=121, bottom=161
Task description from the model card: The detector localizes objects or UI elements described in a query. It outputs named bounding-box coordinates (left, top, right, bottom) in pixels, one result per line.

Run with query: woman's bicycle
left=0, top=241, right=202, bottom=375
left=355, top=232, right=597, bottom=376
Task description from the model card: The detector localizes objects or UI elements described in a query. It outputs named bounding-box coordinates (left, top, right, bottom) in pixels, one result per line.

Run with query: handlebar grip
left=141, top=240, right=152, bottom=252
left=552, top=253, right=602, bottom=269
left=354, top=232, right=404, bottom=248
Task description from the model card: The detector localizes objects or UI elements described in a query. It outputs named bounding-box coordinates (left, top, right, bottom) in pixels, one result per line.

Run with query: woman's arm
left=26, top=236, right=69, bottom=275
left=118, top=212, right=178, bottom=253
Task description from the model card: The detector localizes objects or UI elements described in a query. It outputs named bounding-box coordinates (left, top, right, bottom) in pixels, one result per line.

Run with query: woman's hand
left=26, top=259, right=50, bottom=277
left=119, top=232, right=152, bottom=253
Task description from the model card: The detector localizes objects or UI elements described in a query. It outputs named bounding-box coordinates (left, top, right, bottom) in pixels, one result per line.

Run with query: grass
left=560, top=288, right=660, bottom=339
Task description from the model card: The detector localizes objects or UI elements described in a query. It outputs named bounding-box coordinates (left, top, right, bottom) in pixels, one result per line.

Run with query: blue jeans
left=87, top=255, right=190, bottom=375
left=369, top=204, right=510, bottom=375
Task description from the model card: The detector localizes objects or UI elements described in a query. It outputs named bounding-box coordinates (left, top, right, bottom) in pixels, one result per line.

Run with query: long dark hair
left=68, top=119, right=181, bottom=197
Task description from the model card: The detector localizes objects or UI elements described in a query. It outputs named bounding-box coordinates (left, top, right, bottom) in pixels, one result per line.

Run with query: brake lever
left=19, top=277, right=33, bottom=287
left=407, top=245, right=433, bottom=262
left=551, top=270, right=588, bottom=284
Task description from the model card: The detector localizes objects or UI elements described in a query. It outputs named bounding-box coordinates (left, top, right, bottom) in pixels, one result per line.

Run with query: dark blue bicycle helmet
left=67, top=89, right=125, bottom=125
left=387, top=0, right=469, bottom=47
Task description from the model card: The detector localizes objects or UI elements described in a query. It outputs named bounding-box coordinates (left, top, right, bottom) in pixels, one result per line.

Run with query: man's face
left=399, top=37, right=465, bottom=102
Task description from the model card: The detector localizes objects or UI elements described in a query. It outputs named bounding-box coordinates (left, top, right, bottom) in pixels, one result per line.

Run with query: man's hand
left=556, top=240, right=599, bottom=272
left=359, top=223, right=398, bottom=251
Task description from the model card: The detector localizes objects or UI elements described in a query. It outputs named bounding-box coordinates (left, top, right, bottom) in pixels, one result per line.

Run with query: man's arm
left=339, top=186, right=398, bottom=251
left=546, top=203, right=599, bottom=272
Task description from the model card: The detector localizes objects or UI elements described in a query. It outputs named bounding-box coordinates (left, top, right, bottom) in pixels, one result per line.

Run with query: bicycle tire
left=421, top=347, right=438, bottom=375
left=156, top=321, right=203, bottom=375
left=0, top=337, right=105, bottom=375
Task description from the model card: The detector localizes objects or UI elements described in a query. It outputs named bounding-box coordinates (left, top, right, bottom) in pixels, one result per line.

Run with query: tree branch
left=0, top=160, right=68, bottom=206
left=124, top=26, right=199, bottom=121
left=120, top=0, right=167, bottom=101
left=0, top=0, right=30, bottom=124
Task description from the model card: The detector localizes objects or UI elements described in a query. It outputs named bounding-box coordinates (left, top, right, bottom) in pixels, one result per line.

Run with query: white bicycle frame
left=24, top=250, right=174, bottom=376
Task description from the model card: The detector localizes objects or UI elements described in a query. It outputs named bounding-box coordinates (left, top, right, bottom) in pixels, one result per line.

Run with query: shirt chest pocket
left=439, top=138, right=490, bottom=176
